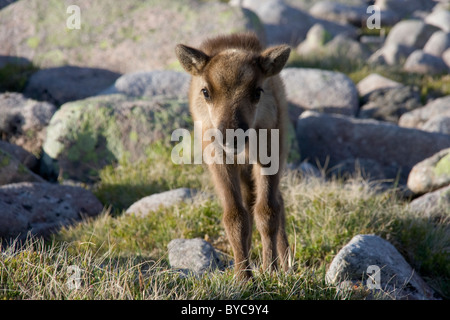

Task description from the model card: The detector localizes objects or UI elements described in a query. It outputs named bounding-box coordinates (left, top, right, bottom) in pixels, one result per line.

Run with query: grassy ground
left=1, top=28, right=449, bottom=300
left=1, top=145, right=448, bottom=300
left=0, top=62, right=38, bottom=93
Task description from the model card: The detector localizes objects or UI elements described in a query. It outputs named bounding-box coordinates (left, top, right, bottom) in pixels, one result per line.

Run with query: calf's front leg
left=253, top=164, right=290, bottom=272
left=209, top=163, right=253, bottom=279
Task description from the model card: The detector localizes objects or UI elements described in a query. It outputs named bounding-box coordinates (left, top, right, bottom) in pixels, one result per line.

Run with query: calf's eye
left=201, top=88, right=211, bottom=100
left=253, top=87, right=264, bottom=102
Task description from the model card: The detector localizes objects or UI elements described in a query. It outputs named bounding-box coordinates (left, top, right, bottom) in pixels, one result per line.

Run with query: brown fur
left=176, top=33, right=291, bottom=279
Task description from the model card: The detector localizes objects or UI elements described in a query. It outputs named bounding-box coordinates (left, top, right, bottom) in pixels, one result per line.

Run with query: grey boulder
left=408, top=184, right=450, bottom=219
left=399, top=95, right=450, bottom=134
left=0, top=148, right=45, bottom=186
left=23, top=66, right=121, bottom=106
left=125, top=188, right=199, bottom=217
left=99, top=70, right=190, bottom=100
left=296, top=111, right=450, bottom=185
left=404, top=50, right=449, bottom=75
left=326, top=234, right=437, bottom=300
left=281, top=68, right=359, bottom=122
left=0, top=92, right=56, bottom=155
left=358, top=85, right=422, bottom=123
left=407, top=148, right=450, bottom=195
left=0, top=182, right=103, bottom=241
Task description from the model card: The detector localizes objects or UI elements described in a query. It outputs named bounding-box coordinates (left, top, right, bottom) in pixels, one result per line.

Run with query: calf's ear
left=175, top=44, right=210, bottom=76
left=260, top=45, right=291, bottom=77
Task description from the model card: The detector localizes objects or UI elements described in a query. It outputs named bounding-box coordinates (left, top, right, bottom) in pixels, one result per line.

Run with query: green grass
left=93, top=143, right=208, bottom=214
left=1, top=144, right=448, bottom=299
left=1, top=36, right=449, bottom=300
left=0, top=62, right=38, bottom=93
left=0, top=237, right=344, bottom=300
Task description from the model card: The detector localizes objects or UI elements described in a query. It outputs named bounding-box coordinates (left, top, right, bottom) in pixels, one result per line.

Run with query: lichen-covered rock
left=23, top=66, right=120, bottom=106
left=404, top=50, right=449, bottom=75
left=309, top=1, right=368, bottom=26
left=356, top=73, right=403, bottom=98
left=0, top=148, right=45, bottom=185
left=326, top=234, right=437, bottom=300
left=407, top=148, right=450, bottom=194
left=125, top=188, right=199, bottom=217
left=0, top=140, right=38, bottom=171
left=423, top=31, right=450, bottom=57
left=0, top=0, right=264, bottom=73
left=369, top=43, right=415, bottom=66
left=0, top=92, right=56, bottom=155
left=384, top=20, right=438, bottom=50
left=168, top=238, right=226, bottom=276
left=399, top=95, right=450, bottom=134
left=425, top=8, right=450, bottom=32
left=375, top=0, right=435, bottom=21
left=369, top=19, right=439, bottom=66
left=408, top=184, right=450, bottom=219
left=421, top=117, right=450, bottom=135
left=0, top=0, right=17, bottom=10
left=231, top=0, right=356, bottom=46
left=328, top=158, right=391, bottom=182
left=444, top=48, right=450, bottom=68
left=99, top=70, right=190, bottom=100
left=295, top=23, right=332, bottom=56
left=0, top=182, right=103, bottom=241
left=281, top=68, right=359, bottom=122
left=324, top=35, right=371, bottom=61
left=297, top=32, right=371, bottom=62
left=41, top=95, right=191, bottom=182
left=358, top=86, right=422, bottom=123
left=296, top=111, right=450, bottom=186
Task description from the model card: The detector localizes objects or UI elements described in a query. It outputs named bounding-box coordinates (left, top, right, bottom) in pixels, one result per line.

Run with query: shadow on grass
left=94, top=182, right=173, bottom=216
left=0, top=55, right=38, bottom=93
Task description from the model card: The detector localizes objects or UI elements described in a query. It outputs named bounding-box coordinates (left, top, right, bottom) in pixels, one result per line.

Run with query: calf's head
left=176, top=42, right=290, bottom=140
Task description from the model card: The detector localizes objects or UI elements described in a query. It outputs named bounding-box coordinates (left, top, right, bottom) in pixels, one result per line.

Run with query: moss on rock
left=434, top=153, right=450, bottom=177
left=0, top=0, right=264, bottom=73
left=42, top=95, right=191, bottom=182
left=0, top=149, right=45, bottom=185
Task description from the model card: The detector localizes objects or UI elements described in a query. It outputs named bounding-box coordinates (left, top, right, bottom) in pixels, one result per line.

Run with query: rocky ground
left=0, top=0, right=449, bottom=300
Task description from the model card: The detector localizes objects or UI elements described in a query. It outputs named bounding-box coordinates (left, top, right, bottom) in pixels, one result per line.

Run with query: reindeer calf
left=176, top=33, right=291, bottom=279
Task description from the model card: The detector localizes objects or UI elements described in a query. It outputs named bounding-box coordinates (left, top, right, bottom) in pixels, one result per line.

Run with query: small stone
left=168, top=238, right=225, bottom=276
